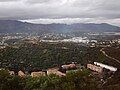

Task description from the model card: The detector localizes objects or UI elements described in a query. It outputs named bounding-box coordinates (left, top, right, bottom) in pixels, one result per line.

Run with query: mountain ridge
left=0, top=20, right=120, bottom=33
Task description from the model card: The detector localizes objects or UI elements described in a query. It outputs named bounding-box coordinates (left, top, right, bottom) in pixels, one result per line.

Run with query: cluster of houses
left=9, top=70, right=26, bottom=77
left=30, top=63, right=79, bottom=77
left=7, top=62, right=117, bottom=77
left=30, top=63, right=84, bottom=77
left=31, top=69, right=66, bottom=77
left=8, top=63, right=78, bottom=77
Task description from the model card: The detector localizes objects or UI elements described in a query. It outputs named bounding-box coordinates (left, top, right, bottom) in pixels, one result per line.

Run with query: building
left=47, top=69, right=66, bottom=76
left=87, top=64, right=103, bottom=73
left=94, top=62, right=117, bottom=72
left=18, top=70, right=25, bottom=77
left=31, top=71, right=46, bottom=77
left=61, top=64, right=76, bottom=70
left=9, top=71, right=15, bottom=76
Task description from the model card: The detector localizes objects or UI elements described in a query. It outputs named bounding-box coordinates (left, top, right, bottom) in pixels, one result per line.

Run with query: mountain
left=0, top=20, right=120, bottom=33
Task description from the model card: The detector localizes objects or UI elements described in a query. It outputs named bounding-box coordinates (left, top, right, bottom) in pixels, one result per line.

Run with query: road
left=100, top=48, right=120, bottom=64
left=100, top=48, right=120, bottom=87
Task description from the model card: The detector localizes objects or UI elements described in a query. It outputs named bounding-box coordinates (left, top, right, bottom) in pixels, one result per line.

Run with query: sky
left=0, top=0, right=120, bottom=26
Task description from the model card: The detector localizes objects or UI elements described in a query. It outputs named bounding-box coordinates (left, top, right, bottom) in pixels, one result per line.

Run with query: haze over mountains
left=0, top=20, right=120, bottom=33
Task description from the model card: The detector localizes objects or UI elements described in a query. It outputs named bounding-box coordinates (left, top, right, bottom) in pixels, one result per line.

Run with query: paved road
left=100, top=48, right=120, bottom=64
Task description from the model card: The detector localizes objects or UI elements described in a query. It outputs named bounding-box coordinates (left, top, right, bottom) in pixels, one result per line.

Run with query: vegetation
left=0, top=42, right=120, bottom=90
left=0, top=70, right=97, bottom=90
left=104, top=47, right=120, bottom=61
left=0, top=70, right=26, bottom=90
left=0, top=42, right=117, bottom=71
left=0, top=42, right=90, bottom=71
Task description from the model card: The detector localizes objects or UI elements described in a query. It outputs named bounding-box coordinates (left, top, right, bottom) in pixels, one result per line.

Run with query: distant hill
left=0, top=20, right=120, bottom=33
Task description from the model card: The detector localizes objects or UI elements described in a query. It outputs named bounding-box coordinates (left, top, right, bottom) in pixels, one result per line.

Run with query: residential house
left=61, top=64, right=76, bottom=70
left=87, top=64, right=103, bottom=73
left=18, top=70, right=25, bottom=77
left=47, top=69, right=66, bottom=76
left=31, top=71, right=46, bottom=77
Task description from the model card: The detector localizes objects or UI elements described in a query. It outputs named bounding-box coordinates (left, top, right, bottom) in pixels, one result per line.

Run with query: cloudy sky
left=0, top=0, right=120, bottom=26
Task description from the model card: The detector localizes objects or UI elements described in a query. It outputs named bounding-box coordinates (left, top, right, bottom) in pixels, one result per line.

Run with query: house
left=87, top=64, right=103, bottom=73
left=47, top=69, right=66, bottom=76
left=31, top=71, right=46, bottom=77
left=61, top=64, right=76, bottom=70
left=18, top=70, right=25, bottom=77
left=9, top=71, right=15, bottom=76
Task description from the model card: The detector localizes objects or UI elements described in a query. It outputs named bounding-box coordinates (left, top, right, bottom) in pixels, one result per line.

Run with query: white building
left=94, top=62, right=117, bottom=72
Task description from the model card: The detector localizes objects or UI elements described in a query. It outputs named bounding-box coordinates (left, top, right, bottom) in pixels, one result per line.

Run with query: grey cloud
left=0, top=0, right=120, bottom=26
left=25, top=0, right=54, bottom=4
left=0, top=0, right=19, bottom=2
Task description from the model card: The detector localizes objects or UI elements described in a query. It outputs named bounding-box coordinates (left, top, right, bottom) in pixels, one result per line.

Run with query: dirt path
left=100, top=48, right=120, bottom=64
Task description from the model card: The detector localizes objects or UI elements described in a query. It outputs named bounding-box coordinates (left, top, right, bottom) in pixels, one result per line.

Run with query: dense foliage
left=0, top=42, right=115, bottom=71
left=0, top=70, right=97, bottom=90
left=104, top=47, right=120, bottom=61
left=0, top=42, right=96, bottom=71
